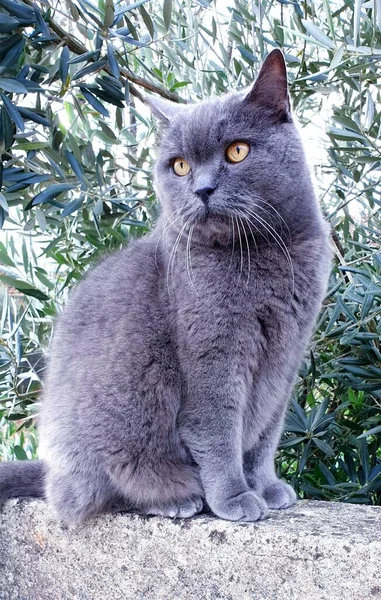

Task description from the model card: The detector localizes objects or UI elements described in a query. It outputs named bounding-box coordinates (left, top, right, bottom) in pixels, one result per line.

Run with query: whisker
left=237, top=208, right=258, bottom=263
left=229, top=215, right=236, bottom=269
left=243, top=208, right=295, bottom=293
left=186, top=223, right=198, bottom=295
left=251, top=196, right=290, bottom=233
left=166, top=219, right=190, bottom=296
left=254, top=200, right=291, bottom=241
left=236, top=215, right=244, bottom=277
left=238, top=215, right=251, bottom=286
left=154, top=209, right=183, bottom=270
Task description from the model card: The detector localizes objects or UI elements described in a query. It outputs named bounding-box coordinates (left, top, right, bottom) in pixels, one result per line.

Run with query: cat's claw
left=212, top=490, right=268, bottom=522
left=143, top=497, right=204, bottom=519
left=263, top=481, right=297, bottom=509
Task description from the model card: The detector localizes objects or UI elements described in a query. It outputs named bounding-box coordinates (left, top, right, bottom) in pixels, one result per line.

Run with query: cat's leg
left=243, top=418, right=297, bottom=509
left=96, top=375, right=205, bottom=518
left=109, top=455, right=204, bottom=519
left=45, top=465, right=118, bottom=525
left=140, top=497, right=204, bottom=518
left=179, top=372, right=268, bottom=523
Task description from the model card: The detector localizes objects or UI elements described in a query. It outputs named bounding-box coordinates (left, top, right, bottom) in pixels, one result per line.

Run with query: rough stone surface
left=0, top=499, right=380, bottom=600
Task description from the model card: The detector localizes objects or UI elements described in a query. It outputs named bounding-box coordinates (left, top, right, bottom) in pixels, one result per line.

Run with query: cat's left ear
left=244, top=49, right=291, bottom=122
left=145, top=95, right=186, bottom=125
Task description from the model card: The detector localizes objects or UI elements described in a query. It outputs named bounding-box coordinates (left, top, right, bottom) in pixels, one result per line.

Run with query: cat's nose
left=195, top=186, right=216, bottom=206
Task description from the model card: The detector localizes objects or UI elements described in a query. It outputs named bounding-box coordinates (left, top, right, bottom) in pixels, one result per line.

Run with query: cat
left=0, top=49, right=332, bottom=524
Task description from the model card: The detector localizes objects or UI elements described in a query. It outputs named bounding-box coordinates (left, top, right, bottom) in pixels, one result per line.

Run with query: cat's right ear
left=144, top=95, right=186, bottom=125
left=243, top=49, right=291, bottom=122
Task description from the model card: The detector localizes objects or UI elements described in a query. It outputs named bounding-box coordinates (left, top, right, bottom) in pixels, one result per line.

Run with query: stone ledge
left=0, top=499, right=380, bottom=600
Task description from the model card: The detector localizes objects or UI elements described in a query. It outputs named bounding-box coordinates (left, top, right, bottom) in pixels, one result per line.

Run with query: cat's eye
left=173, top=158, right=191, bottom=176
left=226, top=142, right=250, bottom=163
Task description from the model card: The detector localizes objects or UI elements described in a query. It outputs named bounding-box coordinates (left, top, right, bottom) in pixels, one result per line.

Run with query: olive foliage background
left=0, top=0, right=380, bottom=504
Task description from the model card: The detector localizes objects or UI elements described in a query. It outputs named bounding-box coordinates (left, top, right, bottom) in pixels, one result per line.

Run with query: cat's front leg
left=179, top=373, right=268, bottom=522
left=243, top=414, right=297, bottom=510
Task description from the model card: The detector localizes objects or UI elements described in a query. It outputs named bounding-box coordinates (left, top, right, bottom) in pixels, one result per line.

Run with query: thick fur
left=0, top=51, right=331, bottom=523
left=0, top=460, right=45, bottom=502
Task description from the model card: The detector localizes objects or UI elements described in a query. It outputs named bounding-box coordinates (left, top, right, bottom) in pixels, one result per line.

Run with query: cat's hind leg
left=140, top=497, right=203, bottom=518
left=109, top=457, right=204, bottom=519
left=45, top=466, right=118, bottom=525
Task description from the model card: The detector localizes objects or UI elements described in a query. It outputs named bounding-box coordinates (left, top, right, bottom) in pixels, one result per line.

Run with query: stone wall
left=1, top=499, right=380, bottom=599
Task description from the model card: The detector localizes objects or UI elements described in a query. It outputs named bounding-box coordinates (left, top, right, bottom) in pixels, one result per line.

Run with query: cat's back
left=44, top=232, right=167, bottom=389
left=63, top=233, right=161, bottom=318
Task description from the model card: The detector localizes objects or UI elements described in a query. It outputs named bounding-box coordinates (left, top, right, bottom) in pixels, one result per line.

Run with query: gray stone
left=0, top=499, right=380, bottom=600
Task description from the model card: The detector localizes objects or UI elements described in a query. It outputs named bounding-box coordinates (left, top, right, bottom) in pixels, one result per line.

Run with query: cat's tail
left=0, top=460, right=46, bottom=504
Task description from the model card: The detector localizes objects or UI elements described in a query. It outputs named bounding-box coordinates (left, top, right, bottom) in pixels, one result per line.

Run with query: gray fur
left=0, top=50, right=331, bottom=523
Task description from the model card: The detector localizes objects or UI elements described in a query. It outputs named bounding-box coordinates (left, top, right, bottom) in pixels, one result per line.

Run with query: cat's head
left=147, top=50, right=315, bottom=245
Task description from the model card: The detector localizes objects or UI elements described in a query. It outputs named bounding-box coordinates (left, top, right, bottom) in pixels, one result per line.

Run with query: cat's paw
left=143, top=497, right=204, bottom=519
left=263, top=481, right=296, bottom=509
left=212, top=490, right=268, bottom=522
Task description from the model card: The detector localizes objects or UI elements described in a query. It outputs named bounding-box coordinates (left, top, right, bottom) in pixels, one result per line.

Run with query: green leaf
left=312, top=438, right=335, bottom=456
left=353, top=0, right=362, bottom=46
left=0, top=193, right=9, bottom=212
left=139, top=4, right=154, bottom=38
left=1, top=94, right=24, bottom=131
left=14, top=445, right=28, bottom=460
left=59, top=45, right=70, bottom=85
left=0, top=240, right=15, bottom=267
left=25, top=184, right=76, bottom=210
left=163, top=0, right=172, bottom=31
left=357, top=425, right=381, bottom=439
left=0, top=275, right=50, bottom=301
left=35, top=269, right=54, bottom=290
left=301, top=19, right=335, bottom=50
left=0, top=78, right=28, bottom=93
left=79, top=86, right=110, bottom=117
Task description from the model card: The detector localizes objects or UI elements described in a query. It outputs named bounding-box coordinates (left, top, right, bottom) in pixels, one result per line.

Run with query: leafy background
left=0, top=0, right=380, bottom=504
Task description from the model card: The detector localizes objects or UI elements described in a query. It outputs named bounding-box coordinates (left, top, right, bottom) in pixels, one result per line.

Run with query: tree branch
left=22, top=0, right=183, bottom=103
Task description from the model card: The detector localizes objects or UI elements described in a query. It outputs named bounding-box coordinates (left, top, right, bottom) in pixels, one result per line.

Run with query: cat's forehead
left=160, top=94, right=256, bottom=160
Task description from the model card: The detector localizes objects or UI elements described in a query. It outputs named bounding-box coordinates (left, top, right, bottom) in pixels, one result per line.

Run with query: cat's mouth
left=194, top=204, right=227, bottom=223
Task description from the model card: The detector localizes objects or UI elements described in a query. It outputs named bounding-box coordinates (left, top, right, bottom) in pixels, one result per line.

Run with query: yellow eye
left=173, top=158, right=191, bottom=176
left=226, top=142, right=250, bottom=163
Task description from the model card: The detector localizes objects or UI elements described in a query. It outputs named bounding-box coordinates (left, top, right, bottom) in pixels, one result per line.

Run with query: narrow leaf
left=107, top=44, right=120, bottom=79
left=163, top=0, right=172, bottom=31
left=0, top=78, right=28, bottom=93
left=0, top=275, right=49, bottom=301
left=25, top=183, right=76, bottom=210
left=79, top=86, right=110, bottom=117
left=59, top=45, right=70, bottom=85
left=301, top=19, right=335, bottom=50
left=1, top=94, right=24, bottom=131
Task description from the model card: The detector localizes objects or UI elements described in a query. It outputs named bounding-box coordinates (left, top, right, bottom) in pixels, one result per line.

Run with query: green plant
left=0, top=0, right=380, bottom=503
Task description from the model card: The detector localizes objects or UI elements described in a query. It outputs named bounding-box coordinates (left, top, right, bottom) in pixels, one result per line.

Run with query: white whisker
left=236, top=215, right=244, bottom=277
left=238, top=215, right=251, bottom=286
left=243, top=208, right=295, bottom=293
left=250, top=195, right=291, bottom=236
left=229, top=215, right=236, bottom=269
left=236, top=208, right=258, bottom=263
left=186, top=224, right=198, bottom=295
left=154, top=209, right=183, bottom=270
left=166, top=219, right=190, bottom=296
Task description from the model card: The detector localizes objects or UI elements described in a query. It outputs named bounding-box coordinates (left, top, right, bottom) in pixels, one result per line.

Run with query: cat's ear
left=145, top=95, right=185, bottom=124
left=244, top=49, right=291, bottom=122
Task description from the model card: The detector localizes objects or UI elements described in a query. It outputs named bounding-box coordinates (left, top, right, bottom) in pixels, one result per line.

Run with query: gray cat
left=0, top=50, right=331, bottom=524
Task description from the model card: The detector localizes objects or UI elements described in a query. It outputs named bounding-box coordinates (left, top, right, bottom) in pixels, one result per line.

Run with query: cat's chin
left=191, top=212, right=232, bottom=247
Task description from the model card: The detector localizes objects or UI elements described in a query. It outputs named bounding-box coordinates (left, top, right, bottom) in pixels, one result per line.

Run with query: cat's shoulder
left=87, top=233, right=157, bottom=279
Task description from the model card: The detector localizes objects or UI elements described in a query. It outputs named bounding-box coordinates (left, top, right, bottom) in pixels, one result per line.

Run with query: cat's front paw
left=212, top=490, right=268, bottom=522
left=263, top=481, right=296, bottom=509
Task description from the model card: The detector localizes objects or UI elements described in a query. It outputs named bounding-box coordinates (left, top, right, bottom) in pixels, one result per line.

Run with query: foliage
left=0, top=0, right=380, bottom=503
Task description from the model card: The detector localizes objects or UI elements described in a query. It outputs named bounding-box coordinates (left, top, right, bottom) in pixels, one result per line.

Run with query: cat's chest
left=172, top=245, right=299, bottom=343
